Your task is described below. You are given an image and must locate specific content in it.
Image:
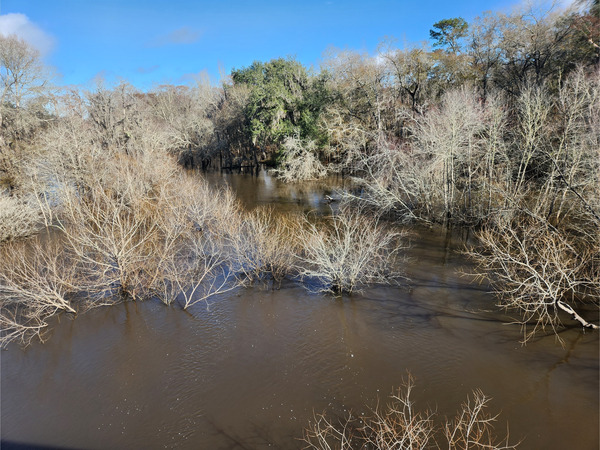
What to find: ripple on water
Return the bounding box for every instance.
[1,172,598,449]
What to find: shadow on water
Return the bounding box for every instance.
[0,442,74,450]
[207,419,285,449]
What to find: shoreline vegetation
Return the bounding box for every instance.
[1,0,598,348]
[1,2,597,447]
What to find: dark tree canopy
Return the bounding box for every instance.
[231,58,328,153]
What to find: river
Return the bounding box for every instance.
[1,170,598,449]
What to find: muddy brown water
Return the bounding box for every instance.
[2,170,598,449]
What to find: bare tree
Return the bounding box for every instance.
[471,215,599,343]
[320,47,394,159]
[413,86,486,222]
[147,81,219,168]
[468,12,504,100]
[382,44,436,115]
[0,35,53,193]
[544,66,600,226]
[0,34,49,148]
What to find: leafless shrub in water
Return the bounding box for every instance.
[0,306,48,347]
[53,182,162,300]
[469,214,599,343]
[50,158,243,305]
[445,388,516,450]
[303,375,519,450]
[0,151,246,345]
[0,237,79,315]
[361,375,437,449]
[0,237,93,347]
[151,232,238,310]
[228,206,302,285]
[273,136,328,183]
[149,180,242,309]
[295,206,405,294]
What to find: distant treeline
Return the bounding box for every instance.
[1,1,598,179]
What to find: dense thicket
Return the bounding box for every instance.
[0,1,598,345]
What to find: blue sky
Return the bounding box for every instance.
[0,0,549,89]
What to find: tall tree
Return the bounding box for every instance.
[231,57,326,163]
[430,18,469,54]
[468,12,503,100]
[0,35,49,149]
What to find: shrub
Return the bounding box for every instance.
[0,195,42,242]
[295,206,405,294]
[303,374,519,450]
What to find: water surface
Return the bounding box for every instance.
[2,170,598,449]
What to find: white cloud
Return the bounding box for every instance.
[0,13,55,56]
[137,65,160,74]
[148,26,203,47]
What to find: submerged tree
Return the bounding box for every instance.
[303,374,519,449]
[295,206,405,294]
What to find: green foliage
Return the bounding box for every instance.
[430,17,468,53]
[231,58,329,154]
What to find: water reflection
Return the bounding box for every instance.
[204,168,348,214]
[1,171,598,450]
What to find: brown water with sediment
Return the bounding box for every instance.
[2,170,598,449]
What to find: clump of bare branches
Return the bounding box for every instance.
[0,237,80,316]
[273,136,327,182]
[348,87,512,226]
[444,388,516,450]
[228,206,302,285]
[469,213,599,343]
[0,148,246,346]
[49,156,243,303]
[303,374,519,450]
[295,206,405,294]
[0,236,97,346]
[466,68,600,342]
[361,376,437,449]
[148,176,242,309]
[0,194,43,242]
